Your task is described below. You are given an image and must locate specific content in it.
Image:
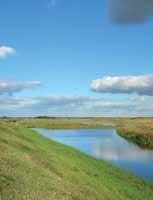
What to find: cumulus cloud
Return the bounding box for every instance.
[0,94,142,117]
[108,0,153,24]
[0,81,41,95]
[0,95,95,108]
[0,93,153,117]
[30,96,134,112]
[0,46,16,59]
[91,75,153,96]
[0,79,153,117]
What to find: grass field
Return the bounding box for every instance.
[0,117,111,129]
[1,121,153,200]
[2,117,153,148]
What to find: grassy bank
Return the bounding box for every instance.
[1,122,153,200]
[117,126,153,149]
[2,117,153,149]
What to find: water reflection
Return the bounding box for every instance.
[34,128,153,182]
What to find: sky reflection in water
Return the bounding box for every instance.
[34,128,153,182]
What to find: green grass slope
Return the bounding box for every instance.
[0,122,153,200]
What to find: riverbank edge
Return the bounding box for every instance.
[117,127,153,149]
[29,123,153,149]
[4,117,153,149]
[1,121,153,200]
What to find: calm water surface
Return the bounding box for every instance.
[34,128,153,182]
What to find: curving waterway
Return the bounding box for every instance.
[34,128,153,182]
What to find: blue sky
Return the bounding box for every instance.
[1,0,153,117]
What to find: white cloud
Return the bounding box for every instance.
[0,78,153,117]
[0,94,148,117]
[91,75,153,96]
[0,46,16,59]
[0,81,41,95]
[108,0,153,24]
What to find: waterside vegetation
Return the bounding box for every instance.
[1,121,153,200]
[1,117,153,148]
